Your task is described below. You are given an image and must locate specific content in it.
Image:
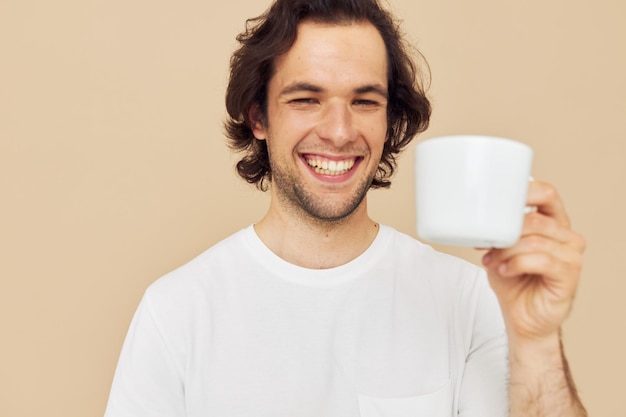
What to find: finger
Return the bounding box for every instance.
[496,252,583,290]
[484,237,566,271]
[482,230,585,272]
[523,212,567,243]
[526,181,570,228]
[522,212,586,251]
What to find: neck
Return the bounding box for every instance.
[254,198,379,269]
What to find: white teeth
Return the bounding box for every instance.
[305,157,356,176]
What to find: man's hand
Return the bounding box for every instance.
[481,180,587,416]
[482,180,585,341]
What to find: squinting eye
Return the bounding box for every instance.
[354,99,380,107]
[290,98,317,104]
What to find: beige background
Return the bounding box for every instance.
[1,0,624,415]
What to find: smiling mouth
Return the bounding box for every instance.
[303,155,358,176]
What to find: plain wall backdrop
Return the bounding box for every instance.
[1,0,624,415]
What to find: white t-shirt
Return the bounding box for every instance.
[105,225,508,417]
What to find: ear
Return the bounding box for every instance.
[248,103,267,140]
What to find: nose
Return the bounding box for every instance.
[316,101,357,147]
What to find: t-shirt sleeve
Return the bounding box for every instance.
[457,271,510,416]
[104,293,185,417]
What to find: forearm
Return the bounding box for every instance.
[508,331,587,417]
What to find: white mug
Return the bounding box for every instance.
[414,135,533,248]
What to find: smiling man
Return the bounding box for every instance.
[104,1,587,416]
[250,21,389,269]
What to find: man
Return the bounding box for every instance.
[105,0,587,415]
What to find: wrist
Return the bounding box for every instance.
[506,328,567,386]
[507,328,561,355]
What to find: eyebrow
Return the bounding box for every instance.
[279,82,323,96]
[355,84,388,99]
[279,82,388,99]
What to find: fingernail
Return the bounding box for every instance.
[498,262,508,275]
[482,253,491,266]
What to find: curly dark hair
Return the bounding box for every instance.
[224,0,431,191]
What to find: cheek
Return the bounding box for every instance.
[368,119,388,147]
[277,112,317,141]
[265,117,312,154]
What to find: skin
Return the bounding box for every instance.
[483,181,587,416]
[252,20,587,415]
[251,21,388,269]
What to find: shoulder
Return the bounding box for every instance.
[143,226,253,308]
[380,225,495,316]
[382,225,485,283]
[381,225,505,353]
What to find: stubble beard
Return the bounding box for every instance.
[270,155,376,226]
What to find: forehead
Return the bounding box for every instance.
[270,21,389,92]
